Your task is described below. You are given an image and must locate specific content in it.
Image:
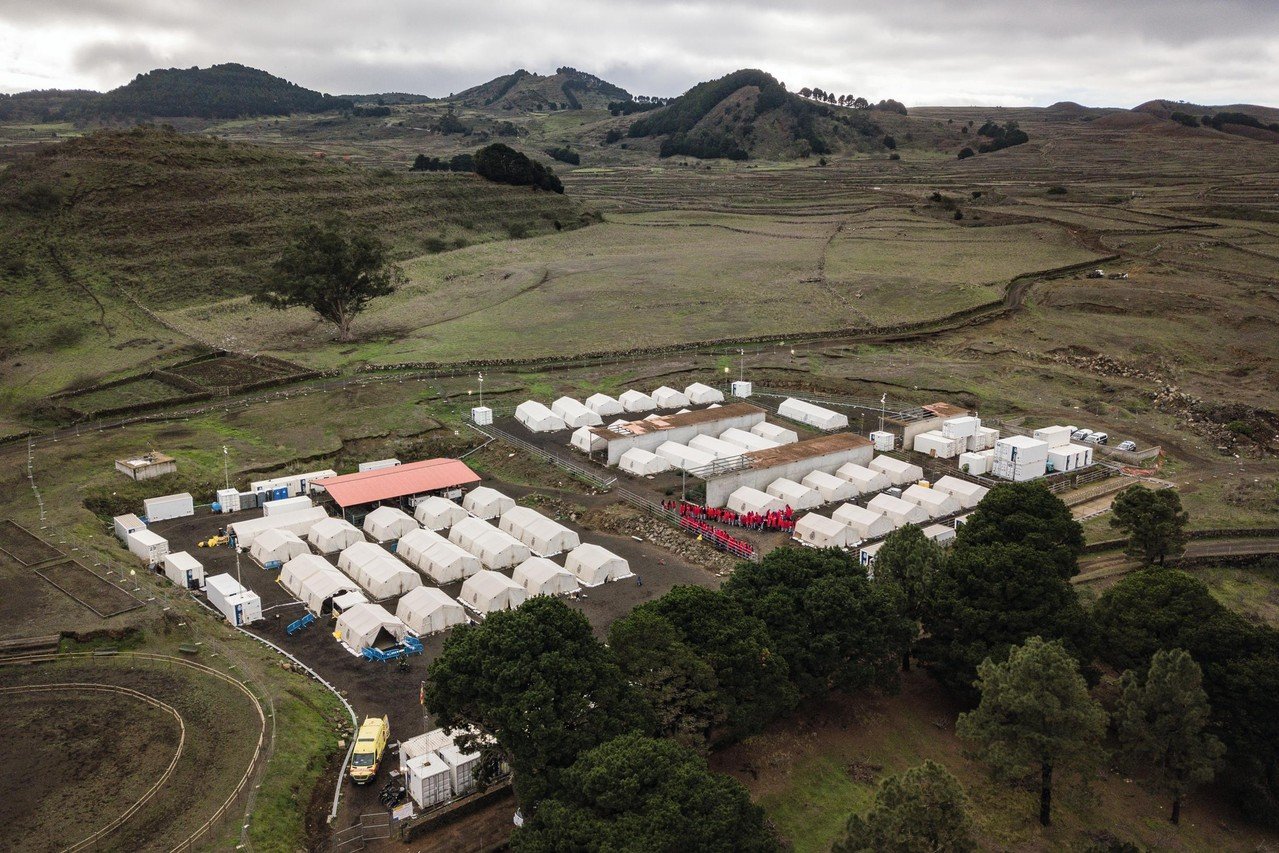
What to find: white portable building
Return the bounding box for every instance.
[870,430,896,452]
[280,554,359,615]
[335,603,410,655]
[397,528,482,584]
[688,434,746,461]
[460,570,527,614]
[358,458,401,472]
[867,493,931,526]
[551,397,602,428]
[777,398,849,430]
[515,400,567,433]
[263,495,312,517]
[913,430,965,459]
[397,587,468,636]
[162,551,204,590]
[571,426,606,454]
[727,486,785,516]
[1033,425,1074,448]
[932,476,990,509]
[438,743,483,797]
[684,382,725,405]
[406,752,453,809]
[143,492,194,523]
[718,427,778,452]
[564,544,633,586]
[651,386,690,409]
[413,496,467,531]
[618,447,670,476]
[463,487,515,520]
[1048,444,1094,472]
[970,426,1000,451]
[802,470,858,503]
[835,463,892,495]
[251,528,309,566]
[499,506,580,556]
[229,506,328,548]
[308,517,363,554]
[584,393,624,417]
[127,529,168,566]
[618,389,657,413]
[205,574,261,626]
[832,504,895,540]
[250,469,336,499]
[941,417,981,439]
[923,523,958,545]
[513,557,581,598]
[901,484,962,518]
[869,455,925,486]
[859,541,885,569]
[113,513,146,543]
[450,517,531,569]
[362,506,418,543]
[992,458,1048,482]
[767,478,822,510]
[994,435,1050,464]
[751,422,799,444]
[654,442,715,472]
[958,451,991,476]
[337,542,421,599]
[793,513,850,548]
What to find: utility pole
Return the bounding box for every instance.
[738,348,745,383]
[223,445,231,491]
[879,394,887,433]
[477,372,484,409]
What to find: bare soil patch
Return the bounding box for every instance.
[35,559,144,618]
[0,519,63,566]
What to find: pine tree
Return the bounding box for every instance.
[834,760,976,852]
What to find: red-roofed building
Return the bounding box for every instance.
[312,459,480,522]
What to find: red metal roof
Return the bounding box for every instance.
[313,459,480,508]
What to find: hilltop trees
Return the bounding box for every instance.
[834,761,976,853]
[954,482,1084,579]
[1109,485,1189,564]
[256,219,404,341]
[473,143,564,193]
[872,525,945,670]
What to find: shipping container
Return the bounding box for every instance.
[143,492,194,522]
[127,528,168,566]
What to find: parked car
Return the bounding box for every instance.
[1117,440,1137,452]
[1071,428,1093,441]
[1086,432,1109,445]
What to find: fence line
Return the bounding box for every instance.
[616,488,759,562]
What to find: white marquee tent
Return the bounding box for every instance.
[250,528,309,566]
[832,504,895,541]
[462,487,515,520]
[397,528,482,584]
[413,496,467,531]
[230,506,328,548]
[308,517,364,554]
[684,382,725,405]
[337,542,421,599]
[564,544,633,586]
[513,557,581,597]
[869,455,925,486]
[552,396,603,428]
[767,478,822,510]
[901,484,961,519]
[362,506,418,543]
[515,400,567,433]
[571,426,605,454]
[777,397,849,430]
[280,554,360,615]
[584,393,624,417]
[618,447,670,476]
[727,486,785,516]
[396,587,468,636]
[802,470,858,503]
[651,386,690,409]
[460,570,527,614]
[449,517,531,569]
[867,493,930,526]
[751,422,799,445]
[931,476,990,509]
[794,513,850,548]
[718,427,779,452]
[499,506,581,556]
[835,463,891,495]
[619,389,657,413]
[655,442,715,472]
[335,602,410,654]
[688,434,746,461]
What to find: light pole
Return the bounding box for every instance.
[222,445,230,491]
[879,394,887,433]
[738,348,745,383]
[477,372,484,409]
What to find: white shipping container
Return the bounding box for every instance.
[913,431,964,459]
[127,529,168,566]
[113,513,146,542]
[994,436,1049,465]
[206,574,262,625]
[941,416,980,439]
[163,551,205,589]
[143,492,194,522]
[358,458,402,472]
[215,488,240,514]
[250,469,337,499]
[958,452,989,476]
[992,457,1047,482]
[263,495,313,517]
[1033,425,1074,449]
[968,427,999,452]
[407,752,454,808]
[438,744,482,796]
[869,430,895,451]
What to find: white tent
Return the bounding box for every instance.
[460,570,527,614]
[450,517,531,569]
[777,397,849,430]
[688,434,746,461]
[727,486,785,515]
[655,442,715,472]
[867,493,931,526]
[308,518,364,554]
[230,506,328,548]
[396,587,468,636]
[280,554,360,615]
[802,470,858,503]
[515,400,567,433]
[901,485,962,519]
[499,506,581,556]
[794,513,850,548]
[337,542,421,599]
[751,422,799,445]
[932,476,990,509]
[767,478,822,510]
[397,528,482,584]
[651,386,690,409]
[869,455,925,486]
[832,504,895,540]
[584,393,624,417]
[608,418,630,430]
[413,496,467,531]
[571,426,605,454]
[618,447,670,476]
[335,602,410,654]
[835,463,891,495]
[463,487,515,520]
[564,544,633,586]
[362,506,418,543]
[619,389,657,413]
[513,557,581,597]
[684,382,725,405]
[162,551,205,590]
[718,427,779,452]
[552,396,603,428]
[923,523,958,545]
[250,528,308,566]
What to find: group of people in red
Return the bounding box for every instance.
[676,515,755,557]
[663,499,797,533]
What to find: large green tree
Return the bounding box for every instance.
[1115,648,1224,824]
[512,733,778,853]
[955,481,1084,578]
[722,547,912,698]
[834,760,976,853]
[957,636,1107,826]
[256,219,405,341]
[424,597,651,808]
[872,525,945,670]
[1109,485,1189,565]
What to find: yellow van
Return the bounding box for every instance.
[349,716,390,785]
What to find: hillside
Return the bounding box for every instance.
[622,69,891,160]
[1129,99,1279,140]
[453,67,631,112]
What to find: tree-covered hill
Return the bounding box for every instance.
[453,67,631,112]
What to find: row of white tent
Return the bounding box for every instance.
[608,420,800,475]
[792,476,990,549]
[517,383,727,433]
[725,455,928,516]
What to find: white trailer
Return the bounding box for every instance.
[162,551,205,590]
[205,573,262,626]
[127,529,168,567]
[263,495,312,517]
[113,514,146,543]
[143,492,194,522]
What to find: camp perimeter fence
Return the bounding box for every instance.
[324,812,392,853]
[467,423,618,491]
[749,387,933,423]
[616,487,759,562]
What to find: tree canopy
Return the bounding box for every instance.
[834,760,977,853]
[512,733,778,853]
[1109,485,1189,564]
[872,525,945,670]
[954,481,1084,578]
[473,143,564,193]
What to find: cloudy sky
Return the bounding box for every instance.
[2,0,1276,106]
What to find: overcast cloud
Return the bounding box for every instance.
[1,0,1276,106]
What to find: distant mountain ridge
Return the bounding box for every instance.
[452,67,630,111]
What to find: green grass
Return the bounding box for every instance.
[757,754,873,852]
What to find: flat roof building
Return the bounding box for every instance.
[115,452,177,481]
